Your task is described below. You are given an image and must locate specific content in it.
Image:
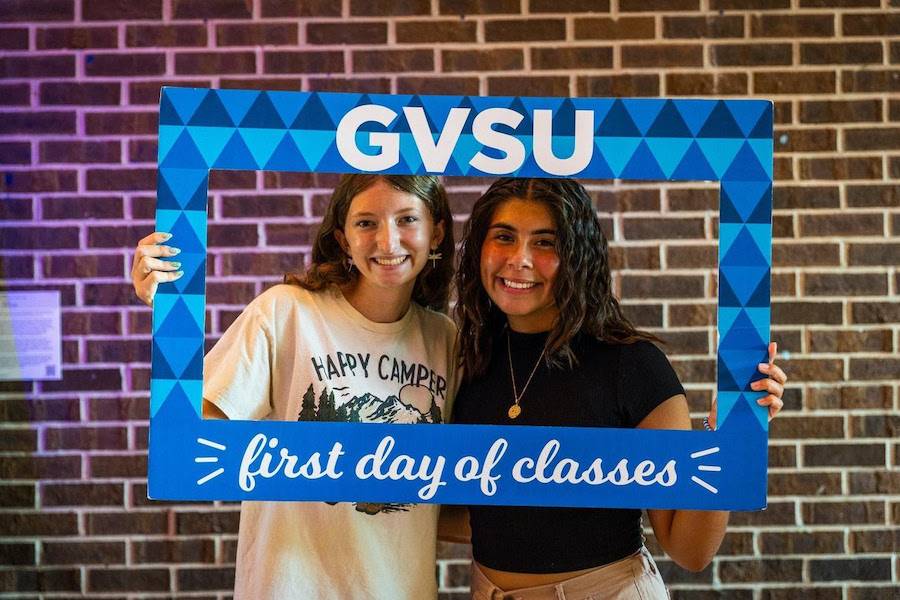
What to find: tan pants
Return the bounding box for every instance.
[470,547,669,600]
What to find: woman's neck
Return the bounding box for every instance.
[341,280,413,323]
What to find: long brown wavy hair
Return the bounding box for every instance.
[455,177,659,379]
[284,174,455,312]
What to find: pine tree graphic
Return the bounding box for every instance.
[298,384,317,422]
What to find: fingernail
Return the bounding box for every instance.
[170,247,181,255]
[161,233,172,240]
[171,262,181,269]
[174,271,184,278]
[758,363,769,370]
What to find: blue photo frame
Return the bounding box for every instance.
[150,89,772,510]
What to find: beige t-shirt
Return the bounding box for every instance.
[204,284,458,600]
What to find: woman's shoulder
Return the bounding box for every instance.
[412,303,458,336]
[249,283,319,315]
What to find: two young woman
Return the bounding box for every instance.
[133,175,785,599]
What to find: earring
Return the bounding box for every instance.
[346,256,354,271]
[427,250,442,269]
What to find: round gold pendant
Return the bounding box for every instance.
[508,404,521,419]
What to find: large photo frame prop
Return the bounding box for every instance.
[150,88,772,510]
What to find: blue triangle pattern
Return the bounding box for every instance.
[646,100,693,138]
[240,92,287,129]
[597,99,641,137]
[159,93,183,126]
[291,93,336,130]
[265,132,310,172]
[698,100,744,138]
[620,140,665,180]
[721,227,768,267]
[188,90,235,127]
[671,141,718,181]
[723,142,770,182]
[214,130,257,169]
[160,130,208,170]
[216,89,259,127]
[622,99,666,136]
[241,128,284,168]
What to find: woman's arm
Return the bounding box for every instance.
[202,399,229,420]
[643,342,787,572]
[438,505,471,544]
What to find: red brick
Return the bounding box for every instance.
[0,512,78,536]
[664,15,743,38]
[720,559,803,583]
[443,49,523,72]
[3,568,82,592]
[800,99,882,124]
[83,283,146,306]
[0,55,75,78]
[40,140,121,164]
[851,414,899,438]
[396,20,477,43]
[0,455,82,480]
[82,0,162,20]
[530,0,609,10]
[216,22,297,46]
[44,426,127,450]
[85,111,158,135]
[0,541,36,564]
[62,311,121,336]
[87,339,150,363]
[772,301,843,325]
[802,42,882,65]
[755,71,836,94]
[42,196,124,220]
[849,357,900,380]
[768,471,843,495]
[532,47,613,70]
[804,445,886,468]
[132,539,215,564]
[172,0,250,18]
[175,51,255,75]
[775,128,837,153]
[594,188,660,212]
[85,53,165,77]
[0,83,30,105]
[261,0,341,16]
[438,0,519,14]
[126,24,208,47]
[0,0,73,21]
[622,44,703,68]
[621,275,705,299]
[264,51,344,74]
[800,157,882,181]
[177,567,236,591]
[308,21,387,45]
[851,529,900,553]
[0,428,38,452]
[576,17,655,40]
[354,49,433,73]
[42,483,124,507]
[0,197,32,219]
[624,217,705,240]
[843,13,900,36]
[88,568,170,592]
[844,128,900,151]
[665,244,715,268]
[86,168,156,191]
[42,541,125,565]
[801,0,879,5]
[43,255,123,279]
[751,14,834,37]
[0,256,34,278]
[729,501,796,526]
[712,44,792,67]
[804,273,888,297]
[712,0,790,6]
[0,141,30,165]
[37,26,117,49]
[485,19,566,42]
[0,28,30,49]
[578,74,659,96]
[665,72,747,95]
[620,0,699,10]
[40,82,121,106]
[128,138,157,163]
[841,69,900,93]
[89,397,149,422]
[0,226,79,250]
[42,368,123,392]
[848,242,900,266]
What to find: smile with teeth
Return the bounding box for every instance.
[373,256,408,266]
[502,278,537,289]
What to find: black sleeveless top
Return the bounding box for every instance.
[452,330,684,573]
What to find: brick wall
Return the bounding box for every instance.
[1,0,898,598]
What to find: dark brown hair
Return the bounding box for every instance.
[285,174,454,312]
[454,177,658,379]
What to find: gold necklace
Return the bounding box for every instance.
[506,331,545,419]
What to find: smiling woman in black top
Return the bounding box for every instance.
[450,178,787,599]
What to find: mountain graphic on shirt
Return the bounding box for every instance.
[298,384,443,424]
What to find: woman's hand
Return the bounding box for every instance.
[708,341,787,429]
[131,232,183,307]
[752,341,787,421]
